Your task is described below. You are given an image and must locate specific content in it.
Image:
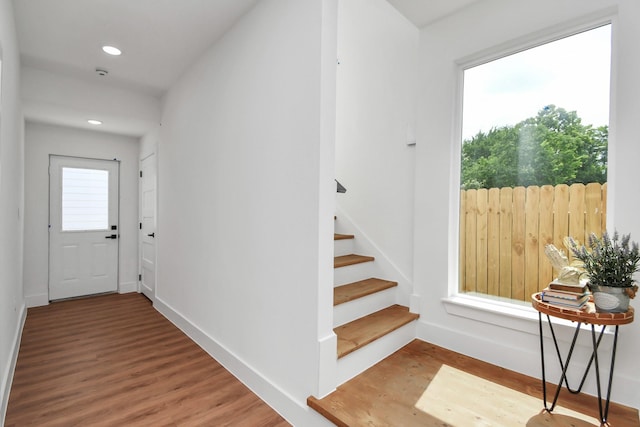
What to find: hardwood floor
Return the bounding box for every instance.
[5,293,289,427]
[9,293,639,427]
[308,339,640,427]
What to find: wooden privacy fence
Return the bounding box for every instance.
[459,183,607,302]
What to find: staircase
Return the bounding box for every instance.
[331,228,419,386]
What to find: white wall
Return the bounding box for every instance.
[156,0,335,425]
[23,122,140,306]
[414,0,640,409]
[139,128,157,160]
[335,0,418,293]
[0,0,24,421]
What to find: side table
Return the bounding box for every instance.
[531,292,634,426]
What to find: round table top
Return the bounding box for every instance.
[531,292,635,325]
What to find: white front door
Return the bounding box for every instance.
[139,152,156,300]
[49,156,120,300]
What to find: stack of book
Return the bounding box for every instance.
[541,281,590,308]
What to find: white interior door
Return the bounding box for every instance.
[49,156,120,300]
[139,152,156,300]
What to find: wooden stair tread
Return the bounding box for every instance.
[334,254,374,268]
[335,305,418,358]
[334,233,354,240]
[334,278,397,306]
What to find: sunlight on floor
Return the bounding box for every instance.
[415,364,600,427]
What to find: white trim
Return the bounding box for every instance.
[48,155,121,300]
[140,283,154,302]
[25,293,49,308]
[416,318,541,378]
[316,332,337,399]
[118,281,138,294]
[604,12,619,229]
[456,10,617,70]
[153,297,333,427]
[443,294,539,332]
[446,12,619,330]
[335,206,413,308]
[138,150,157,303]
[442,294,614,350]
[1,302,26,424]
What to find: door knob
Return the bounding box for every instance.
[147,232,155,238]
[105,234,117,239]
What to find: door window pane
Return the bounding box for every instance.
[62,167,109,231]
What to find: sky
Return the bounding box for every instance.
[462,24,611,141]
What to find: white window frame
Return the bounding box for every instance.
[443,14,618,340]
[61,167,110,232]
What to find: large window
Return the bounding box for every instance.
[459,24,611,303]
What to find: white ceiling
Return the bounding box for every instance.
[14,0,261,97]
[13,0,479,136]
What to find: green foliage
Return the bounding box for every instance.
[461,105,608,189]
[569,231,640,288]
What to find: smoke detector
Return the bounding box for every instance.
[96,68,108,76]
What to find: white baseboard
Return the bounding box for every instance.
[153,297,334,427]
[140,284,154,303]
[118,281,138,294]
[25,293,48,308]
[1,302,27,425]
[26,285,138,306]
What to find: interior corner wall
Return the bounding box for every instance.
[0,0,25,421]
[414,0,640,409]
[335,0,418,282]
[156,0,334,424]
[23,122,140,306]
[139,129,158,160]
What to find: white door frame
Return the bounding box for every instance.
[139,151,157,301]
[48,155,120,300]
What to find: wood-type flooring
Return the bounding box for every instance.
[5,293,289,427]
[309,339,640,427]
[8,293,640,427]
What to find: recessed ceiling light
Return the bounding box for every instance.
[102,45,122,56]
[88,119,103,125]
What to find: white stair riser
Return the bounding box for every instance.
[336,320,417,386]
[334,238,355,257]
[333,288,396,327]
[333,221,351,237]
[334,262,376,287]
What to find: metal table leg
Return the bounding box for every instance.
[591,324,619,425]
[538,311,613,424]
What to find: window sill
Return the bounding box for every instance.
[442,294,614,347]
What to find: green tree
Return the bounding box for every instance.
[461,105,608,189]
